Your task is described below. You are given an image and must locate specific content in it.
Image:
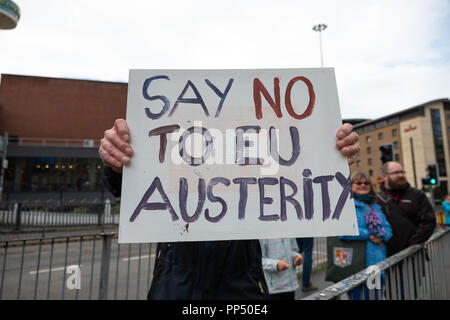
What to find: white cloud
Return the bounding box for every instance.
[1,0,448,119]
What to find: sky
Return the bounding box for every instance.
[1,0,449,120]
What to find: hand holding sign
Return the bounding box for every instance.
[336,123,359,165]
[99,119,133,173]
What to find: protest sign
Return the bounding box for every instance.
[119,68,358,243]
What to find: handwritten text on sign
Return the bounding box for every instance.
[119,69,358,243]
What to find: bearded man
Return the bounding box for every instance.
[376,161,436,256]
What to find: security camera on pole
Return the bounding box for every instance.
[0,0,20,30]
[1,0,20,200]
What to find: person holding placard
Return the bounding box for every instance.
[99,119,359,300]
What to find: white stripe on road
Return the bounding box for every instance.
[29,265,83,275]
[122,254,155,262]
[30,254,156,274]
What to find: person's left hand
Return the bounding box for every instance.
[336,123,360,165]
[294,254,303,266]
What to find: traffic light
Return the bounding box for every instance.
[426,163,439,186]
[379,143,394,165]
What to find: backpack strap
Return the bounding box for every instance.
[376,189,393,205]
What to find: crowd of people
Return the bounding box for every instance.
[261,161,437,300]
[99,118,439,300]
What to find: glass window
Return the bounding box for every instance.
[431,109,447,176]
[392,129,397,137]
[378,132,383,140]
[366,136,371,143]
[4,157,104,193]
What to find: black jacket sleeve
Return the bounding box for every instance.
[408,191,436,246]
[103,166,123,197]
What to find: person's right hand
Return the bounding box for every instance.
[99,119,134,173]
[369,235,383,246]
[276,260,290,271]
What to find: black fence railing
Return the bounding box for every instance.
[1,201,448,300]
[303,228,450,300]
[0,233,154,300]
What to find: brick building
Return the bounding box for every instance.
[351,98,450,197]
[0,74,127,200]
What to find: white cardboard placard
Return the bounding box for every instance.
[119,68,358,243]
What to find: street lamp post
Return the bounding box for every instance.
[312,23,327,68]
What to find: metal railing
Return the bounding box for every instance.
[303,228,450,300]
[0,200,119,231]
[10,137,100,148]
[0,232,154,300]
[0,233,328,300]
[2,228,447,300]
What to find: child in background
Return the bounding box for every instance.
[260,238,303,300]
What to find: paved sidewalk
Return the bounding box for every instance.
[295,269,335,300]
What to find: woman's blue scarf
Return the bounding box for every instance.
[354,193,386,237]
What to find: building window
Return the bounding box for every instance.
[393,141,398,149]
[369,169,373,177]
[395,153,400,161]
[378,132,383,140]
[4,157,104,193]
[366,136,371,143]
[367,147,371,154]
[431,109,447,176]
[356,160,361,167]
[392,129,397,137]
[368,158,372,166]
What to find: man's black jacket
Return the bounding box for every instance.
[103,166,269,300]
[376,183,436,256]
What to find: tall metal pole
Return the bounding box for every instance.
[319,31,324,67]
[313,24,327,68]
